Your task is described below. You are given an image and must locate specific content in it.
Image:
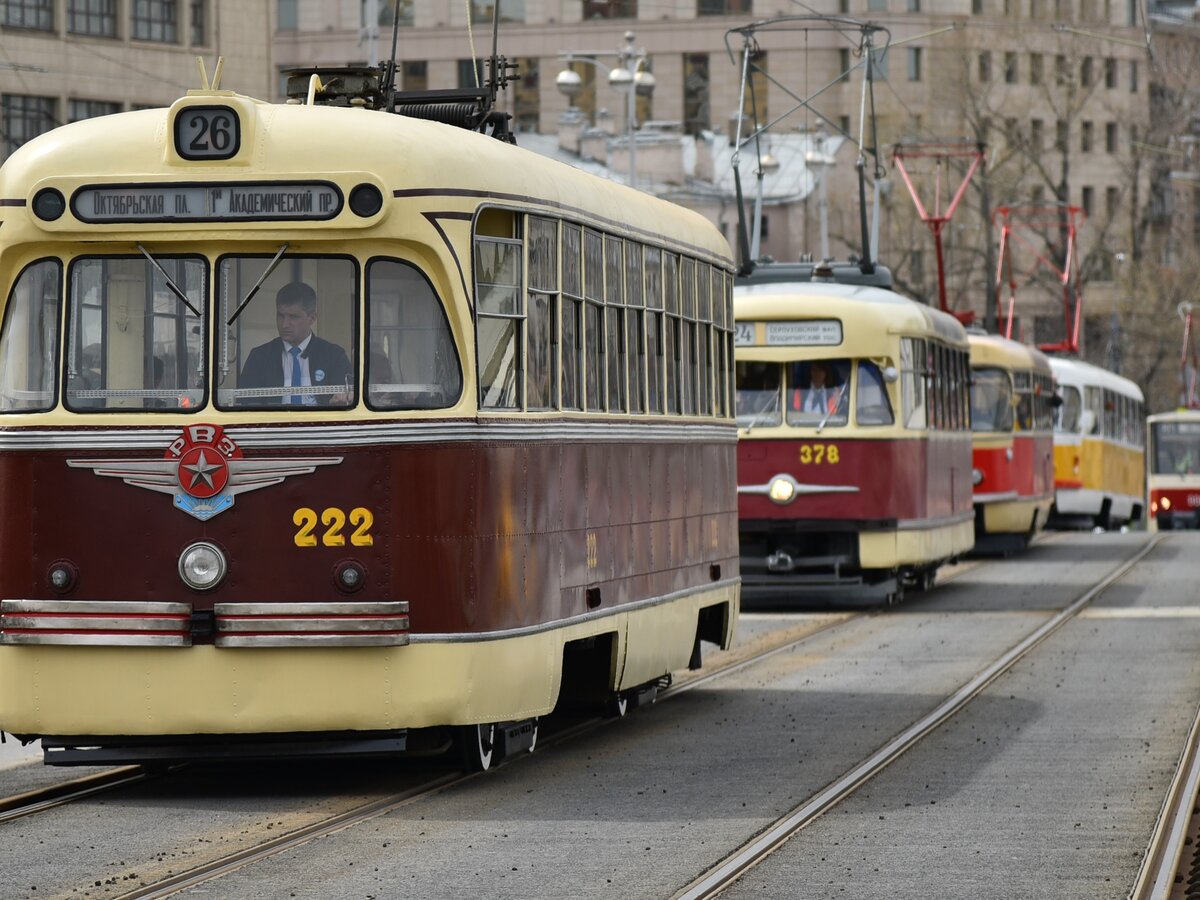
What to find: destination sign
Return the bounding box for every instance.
[71,182,343,223]
[765,320,843,347]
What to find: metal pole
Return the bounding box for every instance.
[629,84,637,188]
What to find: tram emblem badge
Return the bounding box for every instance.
[67,424,343,521]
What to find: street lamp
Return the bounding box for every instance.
[557,31,655,188]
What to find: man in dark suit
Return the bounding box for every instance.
[239,282,352,406]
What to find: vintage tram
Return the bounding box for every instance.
[0,69,740,768]
[1147,409,1200,531]
[966,331,1056,551]
[734,262,974,604]
[1048,356,1145,529]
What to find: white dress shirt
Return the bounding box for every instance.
[281,334,316,405]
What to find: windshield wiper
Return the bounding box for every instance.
[226,243,289,326]
[137,244,199,317]
[743,389,781,434]
[816,383,849,434]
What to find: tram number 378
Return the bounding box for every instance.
[798,444,840,465]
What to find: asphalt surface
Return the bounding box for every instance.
[0,531,1189,900]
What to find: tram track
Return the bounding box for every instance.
[0,765,154,825]
[673,533,1163,899]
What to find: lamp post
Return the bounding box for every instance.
[556,31,655,188]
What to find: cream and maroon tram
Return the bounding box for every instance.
[966,332,1056,551]
[734,263,974,603]
[0,69,739,769]
[1147,409,1200,531]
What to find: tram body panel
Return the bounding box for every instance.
[1147,411,1200,531]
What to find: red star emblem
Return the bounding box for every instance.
[176,446,230,499]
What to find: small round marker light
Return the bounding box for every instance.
[178,541,227,591]
[972,468,984,486]
[32,188,65,222]
[349,183,383,217]
[335,560,366,593]
[768,476,797,505]
[48,562,76,593]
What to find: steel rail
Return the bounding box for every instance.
[0,765,151,825]
[673,533,1163,900]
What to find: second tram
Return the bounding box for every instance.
[1049,357,1145,529]
[967,331,1056,551]
[1147,409,1200,531]
[734,263,974,603]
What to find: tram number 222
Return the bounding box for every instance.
[293,507,374,547]
[798,444,840,465]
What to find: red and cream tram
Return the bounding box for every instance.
[967,332,1056,551]
[1147,409,1200,531]
[0,68,739,768]
[734,263,974,603]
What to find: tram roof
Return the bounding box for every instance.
[1048,355,1144,401]
[1147,409,1200,423]
[734,278,968,350]
[0,92,732,263]
[967,331,1053,376]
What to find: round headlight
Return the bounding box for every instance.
[178,541,227,591]
[768,476,797,505]
[349,183,383,217]
[972,468,984,486]
[33,188,65,221]
[1162,497,1172,510]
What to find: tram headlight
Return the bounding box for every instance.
[1162,497,1172,511]
[178,541,227,591]
[32,188,65,221]
[768,476,797,505]
[972,468,984,486]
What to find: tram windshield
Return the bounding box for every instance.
[1152,422,1200,475]
[855,360,894,426]
[785,359,850,427]
[63,255,206,412]
[970,367,1014,432]
[218,255,357,410]
[735,361,782,428]
[0,260,60,412]
[1055,385,1081,433]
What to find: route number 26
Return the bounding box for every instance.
[293,507,374,547]
[798,444,840,465]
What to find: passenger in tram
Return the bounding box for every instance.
[239,282,352,406]
[789,360,850,416]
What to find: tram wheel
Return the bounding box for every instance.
[461,722,498,773]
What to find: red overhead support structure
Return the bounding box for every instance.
[891,140,986,325]
[992,203,1085,354]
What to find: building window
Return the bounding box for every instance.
[471,0,525,22]
[190,0,205,44]
[1055,119,1067,152]
[742,50,767,123]
[907,0,920,9]
[972,0,982,10]
[69,0,116,35]
[1105,56,1116,88]
[1129,60,1138,92]
[2,0,52,29]
[458,58,484,89]
[1105,121,1117,153]
[1081,185,1094,216]
[1081,120,1093,152]
[68,99,119,122]
[277,0,296,29]
[1004,51,1017,84]
[978,51,991,83]
[583,0,636,18]
[1030,53,1043,85]
[132,0,178,42]
[839,48,851,77]
[512,57,539,133]
[698,0,750,13]
[1081,56,1093,87]
[364,0,414,27]
[2,95,56,157]
[1055,54,1068,85]
[1030,118,1043,151]
[868,0,886,9]
[907,47,922,82]
[402,61,427,91]
[1029,0,1041,16]
[681,53,705,135]
[839,0,848,10]
[1106,186,1119,218]
[838,114,851,136]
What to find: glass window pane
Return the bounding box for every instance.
[644,247,662,309]
[646,311,663,413]
[607,305,625,412]
[585,300,603,411]
[970,366,1014,432]
[218,256,356,409]
[626,307,643,414]
[366,259,462,410]
[527,291,554,409]
[735,360,781,427]
[856,360,894,425]
[478,316,520,408]
[529,217,557,292]
[785,359,850,427]
[66,256,206,412]
[0,260,60,412]
[562,298,581,409]
[475,238,521,315]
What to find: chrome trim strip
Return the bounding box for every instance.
[0,420,736,451]
[738,481,860,496]
[2,616,189,631]
[215,633,409,648]
[214,601,409,616]
[216,616,409,633]
[1,599,191,615]
[409,577,740,644]
[893,511,976,531]
[0,633,190,647]
[973,490,1020,503]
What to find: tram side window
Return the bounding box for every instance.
[66,256,206,413]
[625,240,645,414]
[900,338,927,429]
[366,260,462,410]
[476,220,524,409]
[664,252,681,415]
[645,246,664,414]
[735,361,781,428]
[856,360,894,425]
[970,367,1014,432]
[1152,422,1200,475]
[583,229,605,412]
[217,255,356,410]
[1013,370,1033,430]
[526,215,558,410]
[1056,385,1081,432]
[697,263,712,417]
[680,258,696,416]
[561,223,583,410]
[0,260,59,412]
[786,359,850,427]
[1033,374,1055,431]
[1085,385,1103,434]
[604,234,626,413]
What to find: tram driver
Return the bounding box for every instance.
[239,282,352,406]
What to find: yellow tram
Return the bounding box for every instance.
[0,68,739,768]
